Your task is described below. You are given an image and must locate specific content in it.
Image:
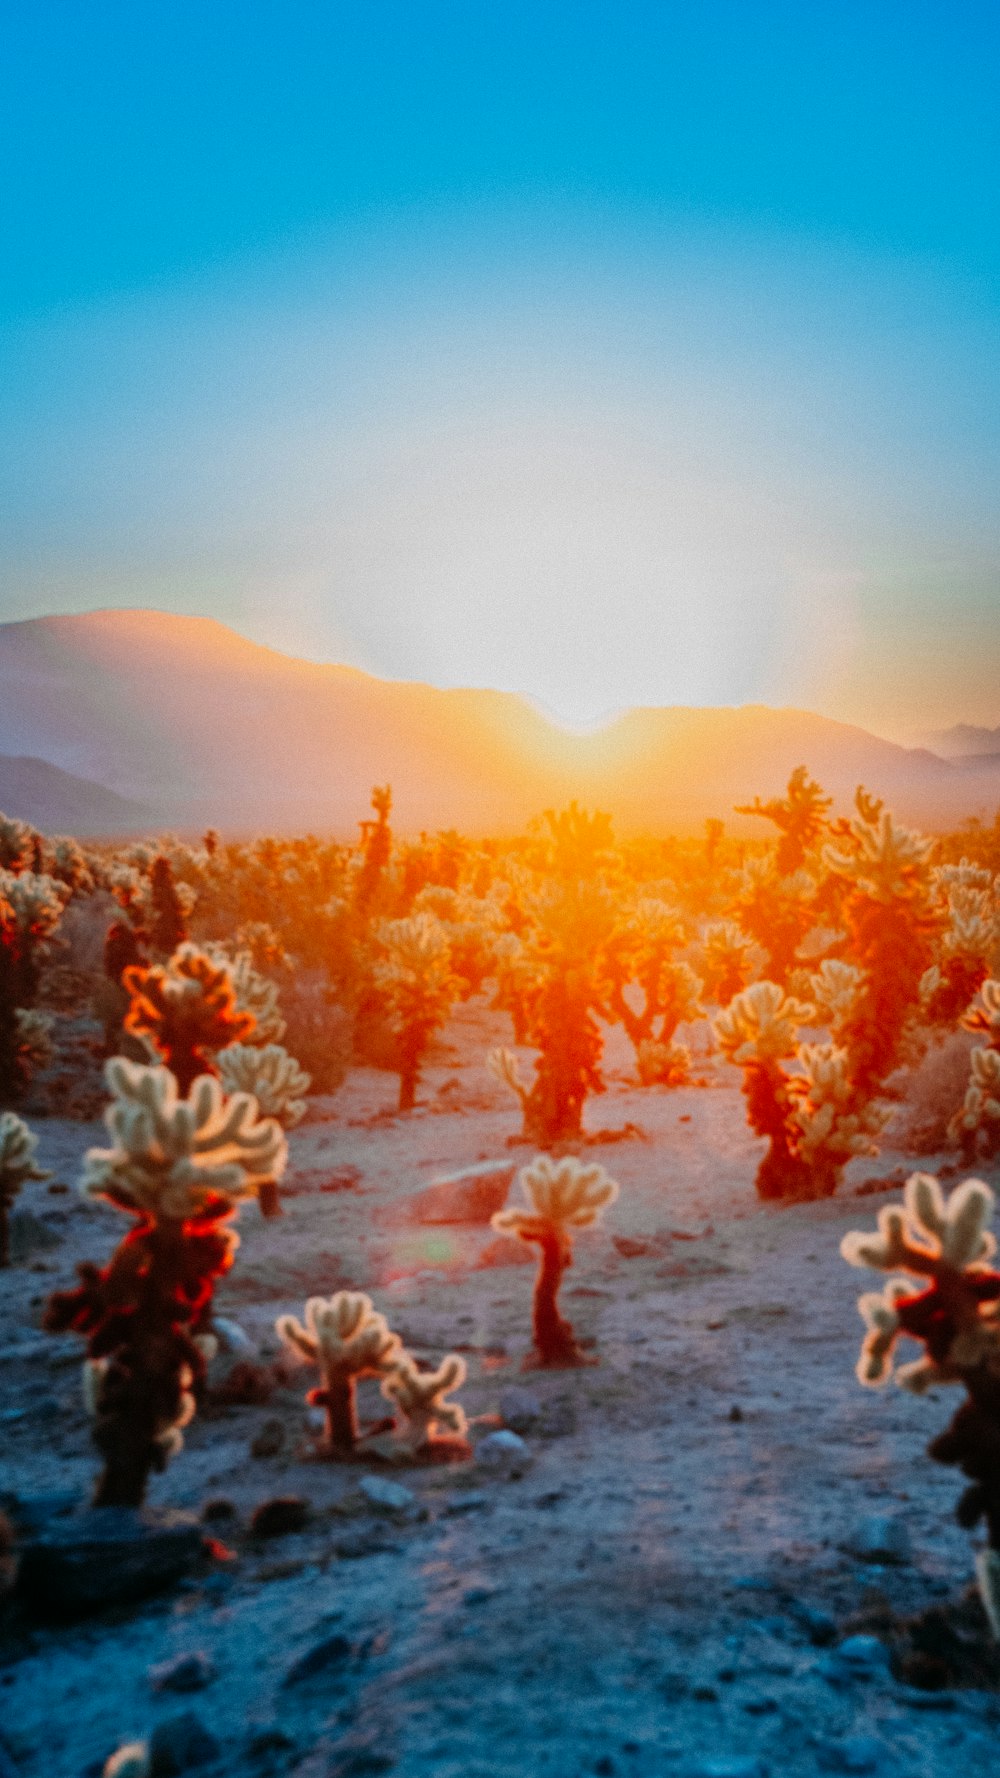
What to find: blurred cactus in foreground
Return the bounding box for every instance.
[843,1173,1000,1635]
[44,1059,284,1505]
[0,1110,48,1266]
[492,1154,619,1366]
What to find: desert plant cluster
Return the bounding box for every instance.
[8,771,1000,1642]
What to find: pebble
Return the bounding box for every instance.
[498,1386,542,1433]
[846,1514,912,1566]
[282,1632,353,1687]
[249,1418,286,1459]
[820,1634,890,1686]
[249,1496,309,1538]
[148,1712,220,1776]
[17,1508,203,1618]
[357,1475,418,1516]
[148,1652,217,1694]
[475,1429,531,1475]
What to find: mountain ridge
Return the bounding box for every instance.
[2,608,997,835]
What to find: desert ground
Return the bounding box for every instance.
[3,999,999,1778]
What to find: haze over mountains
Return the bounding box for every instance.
[2,609,998,836]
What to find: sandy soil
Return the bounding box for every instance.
[3,998,1000,1778]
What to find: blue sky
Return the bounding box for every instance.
[2,2,998,735]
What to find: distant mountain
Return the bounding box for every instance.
[0,754,149,835]
[927,724,1000,761]
[2,609,998,835]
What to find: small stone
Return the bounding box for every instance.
[443,1491,490,1515]
[387,1160,517,1227]
[789,1601,837,1646]
[742,1695,778,1714]
[148,1652,217,1694]
[475,1429,531,1476]
[462,1582,498,1606]
[148,1712,220,1776]
[357,1475,418,1516]
[282,1633,353,1687]
[691,1684,718,1702]
[498,1386,542,1433]
[211,1316,256,1358]
[820,1634,890,1686]
[846,1515,912,1566]
[250,1419,286,1459]
[245,1727,295,1758]
[594,1760,615,1777]
[728,1405,744,1422]
[249,1496,309,1539]
[200,1500,236,1524]
[17,1508,203,1619]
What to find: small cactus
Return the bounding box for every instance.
[276,1291,402,1456]
[492,1155,619,1366]
[380,1353,469,1457]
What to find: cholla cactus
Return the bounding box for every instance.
[714,981,815,1065]
[807,960,863,1035]
[736,853,820,985]
[951,1045,1000,1161]
[371,912,460,1111]
[380,1353,469,1457]
[492,1155,619,1366]
[824,795,940,1092]
[792,1044,891,1191]
[123,943,256,1092]
[736,766,832,875]
[0,868,68,1101]
[217,1042,311,1215]
[45,1060,284,1506]
[45,834,93,894]
[15,1008,54,1073]
[81,1058,286,1218]
[842,1174,1000,1630]
[963,977,1000,1048]
[698,920,757,1007]
[205,943,287,1045]
[276,1291,402,1456]
[0,1111,49,1266]
[636,1037,692,1087]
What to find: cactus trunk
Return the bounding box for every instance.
[531,1229,585,1366]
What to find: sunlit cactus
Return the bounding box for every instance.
[205,942,287,1045]
[372,911,460,1110]
[0,1110,49,1267]
[216,1042,311,1215]
[714,980,814,1065]
[45,1059,284,1505]
[636,1036,693,1087]
[698,919,757,1007]
[950,1045,1000,1161]
[380,1352,470,1457]
[0,867,68,1102]
[842,1173,1000,1632]
[276,1291,403,1456]
[737,764,832,874]
[824,790,941,1093]
[806,959,863,1035]
[791,1043,890,1192]
[735,855,819,984]
[492,1154,619,1367]
[123,942,256,1092]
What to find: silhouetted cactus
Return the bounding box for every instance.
[492,1155,619,1366]
[45,1059,285,1505]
